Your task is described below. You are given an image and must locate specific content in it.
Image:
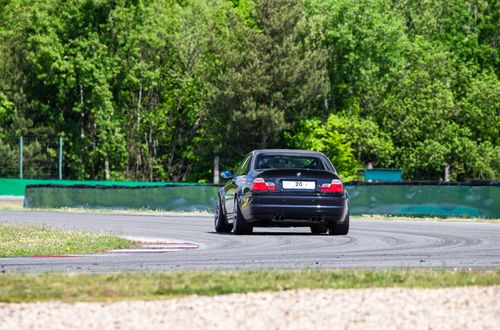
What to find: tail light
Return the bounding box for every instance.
[251,178,276,191]
[320,179,343,193]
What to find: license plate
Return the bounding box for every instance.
[282,181,315,190]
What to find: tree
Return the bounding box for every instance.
[318,0,408,114]
[458,69,500,144]
[379,38,499,180]
[394,0,499,72]
[0,0,497,181]
[210,0,329,164]
[287,113,395,180]
[287,116,358,180]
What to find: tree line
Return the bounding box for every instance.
[0,0,498,181]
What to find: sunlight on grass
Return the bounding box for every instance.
[0,223,135,257]
[0,269,498,303]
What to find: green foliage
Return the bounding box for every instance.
[0,0,498,181]
[375,37,499,180]
[0,142,17,177]
[0,92,13,139]
[287,116,358,180]
[340,113,395,167]
[321,0,408,114]
[287,114,395,180]
[459,70,500,143]
[211,0,329,161]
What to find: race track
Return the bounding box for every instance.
[0,211,499,272]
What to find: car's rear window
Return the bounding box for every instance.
[254,154,327,170]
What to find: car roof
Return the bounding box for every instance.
[253,149,326,157]
[251,149,336,172]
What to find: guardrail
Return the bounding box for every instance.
[24,184,218,212]
[0,178,209,196]
[345,182,499,218]
[22,182,499,218]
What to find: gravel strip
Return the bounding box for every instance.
[1,286,498,330]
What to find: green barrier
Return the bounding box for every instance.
[0,178,208,196]
[23,182,499,218]
[24,185,219,211]
[346,184,499,218]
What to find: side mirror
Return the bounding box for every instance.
[220,170,233,179]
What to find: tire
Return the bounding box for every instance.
[310,225,328,234]
[233,199,253,235]
[214,198,232,233]
[328,214,350,236]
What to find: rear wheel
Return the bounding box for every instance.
[328,214,350,235]
[310,224,328,234]
[233,200,253,235]
[214,198,232,233]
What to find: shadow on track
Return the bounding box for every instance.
[207,231,324,236]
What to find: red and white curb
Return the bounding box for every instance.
[29,237,200,258]
[105,236,200,254]
[108,241,199,253]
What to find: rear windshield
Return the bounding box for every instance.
[254,154,327,170]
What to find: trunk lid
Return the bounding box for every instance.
[255,169,341,194]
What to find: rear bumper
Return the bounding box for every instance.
[240,194,349,227]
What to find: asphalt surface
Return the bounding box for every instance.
[0,211,499,272]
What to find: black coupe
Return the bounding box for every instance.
[214,149,350,235]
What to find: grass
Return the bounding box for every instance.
[1,204,497,222]
[0,269,498,303]
[0,201,213,216]
[0,200,23,210]
[357,214,500,223]
[1,198,497,221]
[0,222,137,257]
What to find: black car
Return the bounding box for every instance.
[214,149,349,235]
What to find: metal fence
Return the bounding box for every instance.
[0,136,63,179]
[22,182,500,218]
